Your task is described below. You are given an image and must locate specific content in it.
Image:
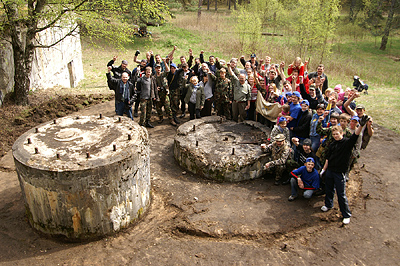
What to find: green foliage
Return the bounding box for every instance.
[233,4,263,54]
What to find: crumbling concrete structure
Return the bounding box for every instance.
[0,25,84,107]
[13,115,150,240]
[174,116,271,182]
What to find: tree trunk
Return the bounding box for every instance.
[207,0,210,10]
[349,0,357,22]
[215,0,218,11]
[198,0,203,20]
[380,0,396,50]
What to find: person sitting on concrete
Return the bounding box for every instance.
[270,117,290,142]
[288,157,320,201]
[261,133,291,186]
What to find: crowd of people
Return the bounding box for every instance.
[106,47,374,225]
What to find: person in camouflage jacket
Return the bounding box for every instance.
[261,134,291,185]
[154,61,176,126]
[209,68,232,119]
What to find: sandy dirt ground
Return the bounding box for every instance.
[0,99,399,265]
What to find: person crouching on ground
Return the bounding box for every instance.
[319,118,365,225]
[288,157,320,201]
[184,76,205,120]
[261,133,291,186]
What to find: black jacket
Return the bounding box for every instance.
[292,110,312,139]
[106,73,136,105]
[299,83,324,110]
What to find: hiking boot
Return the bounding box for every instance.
[179,113,185,118]
[158,116,164,124]
[145,121,154,128]
[282,179,290,185]
[173,116,180,124]
[134,111,138,117]
[288,195,297,201]
[169,118,177,126]
[274,180,280,186]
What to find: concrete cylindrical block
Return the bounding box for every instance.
[13,115,150,240]
[174,117,271,182]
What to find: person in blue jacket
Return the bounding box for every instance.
[288,157,320,201]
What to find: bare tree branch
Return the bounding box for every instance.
[33,24,79,48]
[35,0,87,33]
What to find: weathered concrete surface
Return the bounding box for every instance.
[0,26,84,107]
[174,116,271,182]
[12,115,150,240]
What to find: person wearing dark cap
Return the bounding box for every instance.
[261,133,291,185]
[320,118,366,224]
[288,157,320,201]
[240,53,259,69]
[291,137,319,169]
[107,56,132,79]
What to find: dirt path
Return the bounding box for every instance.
[0,101,399,265]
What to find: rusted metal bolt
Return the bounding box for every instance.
[76,116,79,120]
[113,144,116,151]
[54,119,56,124]
[196,140,198,147]
[193,125,196,131]
[34,147,39,154]
[35,128,39,133]
[128,134,131,140]
[86,152,90,158]
[99,114,103,119]
[232,148,235,155]
[56,153,60,159]
[27,138,31,144]
[118,117,122,122]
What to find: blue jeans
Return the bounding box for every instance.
[290,177,314,198]
[116,101,133,120]
[310,135,321,153]
[324,169,351,218]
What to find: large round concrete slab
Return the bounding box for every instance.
[174,116,271,182]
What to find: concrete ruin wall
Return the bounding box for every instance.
[0,25,84,106]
